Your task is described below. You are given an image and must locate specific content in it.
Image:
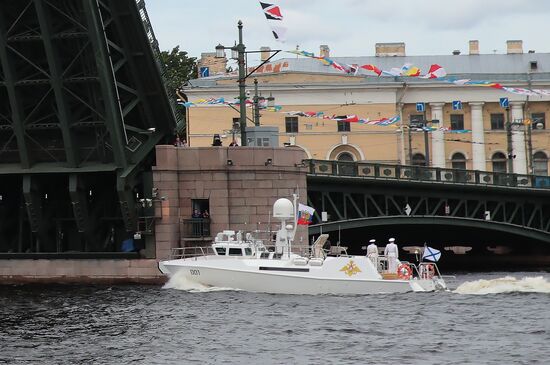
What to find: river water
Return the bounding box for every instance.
[1,272,549,365]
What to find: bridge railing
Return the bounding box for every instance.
[306,160,550,189]
[135,0,185,133]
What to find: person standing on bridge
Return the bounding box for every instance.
[384,238,399,273]
[366,239,379,269]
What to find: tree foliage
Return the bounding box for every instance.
[159,46,197,93]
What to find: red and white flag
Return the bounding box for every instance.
[421,64,447,79]
[259,2,287,42]
[360,64,382,76]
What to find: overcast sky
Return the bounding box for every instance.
[146,0,550,63]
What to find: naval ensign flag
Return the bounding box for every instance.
[422,246,441,262]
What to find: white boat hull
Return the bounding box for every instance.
[159,256,433,295]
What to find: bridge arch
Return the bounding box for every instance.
[309,216,550,244]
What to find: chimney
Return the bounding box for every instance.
[260,46,271,62]
[320,45,330,58]
[469,40,479,55]
[507,40,523,54]
[375,42,406,57]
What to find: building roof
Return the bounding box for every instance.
[187,53,550,88]
[283,53,549,75]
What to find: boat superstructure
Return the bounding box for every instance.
[158,196,447,294]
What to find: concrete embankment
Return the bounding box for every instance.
[0,259,166,285]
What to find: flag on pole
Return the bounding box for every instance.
[297,203,315,225]
[259,2,287,42]
[422,246,441,262]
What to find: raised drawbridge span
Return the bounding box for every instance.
[0,0,182,257]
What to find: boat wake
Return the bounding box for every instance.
[454,276,550,295]
[162,271,240,293]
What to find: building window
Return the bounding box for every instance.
[337,152,354,161]
[531,113,546,130]
[530,61,538,71]
[450,115,464,130]
[412,153,426,166]
[533,151,548,176]
[492,152,507,173]
[336,152,355,175]
[192,199,209,217]
[285,117,298,133]
[337,120,351,132]
[256,138,270,147]
[491,114,505,130]
[451,152,466,169]
[410,114,425,129]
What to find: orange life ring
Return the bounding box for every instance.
[397,263,412,280]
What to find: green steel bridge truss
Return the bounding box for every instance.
[0,0,180,256]
[306,160,550,244]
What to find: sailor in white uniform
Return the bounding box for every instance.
[384,238,399,273]
[366,239,379,268]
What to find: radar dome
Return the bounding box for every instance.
[273,198,294,219]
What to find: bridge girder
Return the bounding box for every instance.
[309,216,550,244]
[307,174,550,241]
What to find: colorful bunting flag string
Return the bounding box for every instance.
[288,49,550,97]
[178,99,474,133]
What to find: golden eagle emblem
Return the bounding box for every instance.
[340,260,362,277]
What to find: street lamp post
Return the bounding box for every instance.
[236,21,247,145]
[505,107,514,174]
[423,110,430,167]
[526,118,533,174]
[215,21,281,146]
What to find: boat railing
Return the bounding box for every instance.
[374,257,442,279]
[168,246,216,260]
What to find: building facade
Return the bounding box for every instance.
[183,40,550,176]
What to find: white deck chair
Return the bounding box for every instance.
[311,234,329,259]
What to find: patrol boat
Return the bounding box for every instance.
[158,197,447,295]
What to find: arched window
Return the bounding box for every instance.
[451,152,466,170]
[337,152,354,162]
[492,152,507,173]
[533,151,548,176]
[336,152,355,176]
[412,153,426,166]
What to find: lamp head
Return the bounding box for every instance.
[215,44,225,58]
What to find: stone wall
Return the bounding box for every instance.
[0,146,308,284]
[153,146,309,257]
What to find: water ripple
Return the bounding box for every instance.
[1,273,550,364]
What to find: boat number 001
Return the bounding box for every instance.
[189,269,200,276]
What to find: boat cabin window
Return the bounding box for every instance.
[215,247,226,255]
[228,248,243,256]
[260,252,270,259]
[244,248,252,256]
